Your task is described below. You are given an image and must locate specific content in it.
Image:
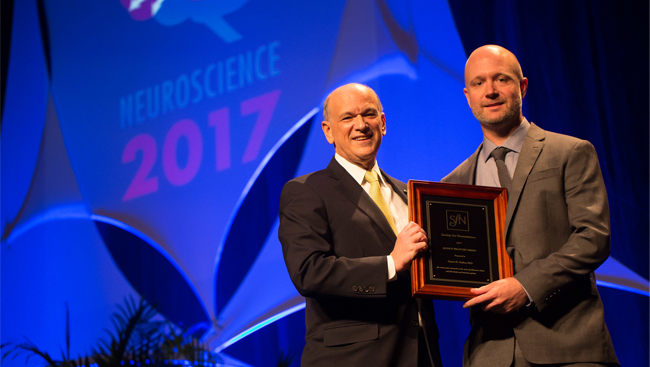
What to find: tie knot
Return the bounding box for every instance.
[364,170,379,184]
[491,146,511,161]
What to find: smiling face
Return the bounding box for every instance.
[322,84,386,170]
[464,46,528,133]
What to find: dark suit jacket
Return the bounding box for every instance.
[442,123,618,366]
[279,157,441,367]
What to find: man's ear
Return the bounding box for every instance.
[322,121,334,144]
[464,87,471,107]
[381,113,386,136]
[520,77,529,99]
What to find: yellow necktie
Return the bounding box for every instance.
[364,170,397,234]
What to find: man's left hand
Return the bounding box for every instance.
[462,277,528,314]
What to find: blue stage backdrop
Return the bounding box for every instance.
[1,1,647,366]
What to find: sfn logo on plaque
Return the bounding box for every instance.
[446,210,470,232]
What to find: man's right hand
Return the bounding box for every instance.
[390,222,428,272]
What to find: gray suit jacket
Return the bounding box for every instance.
[442,123,618,366]
[279,157,441,367]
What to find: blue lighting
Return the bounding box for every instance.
[215,302,306,352]
[596,280,650,297]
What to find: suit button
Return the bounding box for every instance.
[369,286,375,293]
[364,287,370,293]
[352,286,358,292]
[411,320,419,327]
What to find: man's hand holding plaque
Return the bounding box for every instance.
[391,222,428,273]
[463,277,528,313]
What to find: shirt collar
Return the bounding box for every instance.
[480,117,531,162]
[335,153,385,186]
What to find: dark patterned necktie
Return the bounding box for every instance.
[490,146,512,193]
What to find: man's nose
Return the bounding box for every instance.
[353,115,367,129]
[485,81,499,98]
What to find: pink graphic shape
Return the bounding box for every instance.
[120,0,161,21]
[162,119,203,186]
[122,134,159,201]
[209,107,231,171]
[240,90,281,163]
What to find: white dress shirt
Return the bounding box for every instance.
[334,154,406,280]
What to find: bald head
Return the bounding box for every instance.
[464,45,524,87]
[463,45,528,141]
[321,83,386,170]
[323,83,383,122]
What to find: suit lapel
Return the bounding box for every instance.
[505,123,546,235]
[326,158,398,242]
[444,144,481,184]
[466,145,482,184]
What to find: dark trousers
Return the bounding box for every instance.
[418,330,442,367]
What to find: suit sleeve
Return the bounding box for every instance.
[278,179,389,299]
[514,140,610,311]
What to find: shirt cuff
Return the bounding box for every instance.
[387,255,397,281]
[521,284,533,306]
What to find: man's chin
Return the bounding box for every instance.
[479,118,507,125]
[476,112,518,127]
[353,153,378,167]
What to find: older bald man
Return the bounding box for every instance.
[280,84,442,366]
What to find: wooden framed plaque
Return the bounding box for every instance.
[409,180,512,301]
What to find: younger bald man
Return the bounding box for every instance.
[443,45,618,367]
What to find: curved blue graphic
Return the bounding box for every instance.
[154,0,248,43]
[215,109,316,316]
[1,0,49,240]
[94,217,210,331]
